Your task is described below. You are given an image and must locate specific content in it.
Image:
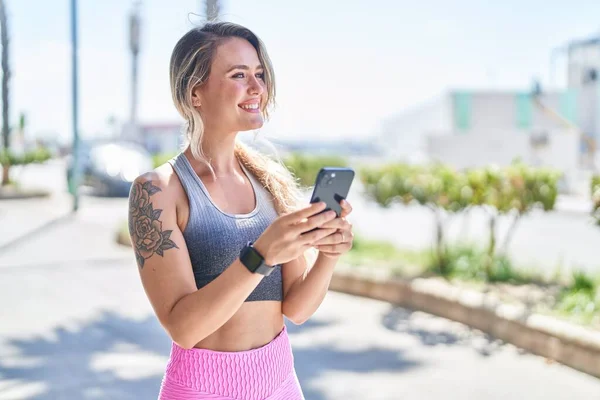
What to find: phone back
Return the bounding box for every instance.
[309,167,355,217]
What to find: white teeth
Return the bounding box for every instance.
[241,103,259,110]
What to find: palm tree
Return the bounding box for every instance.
[0,0,10,186]
[204,0,220,22]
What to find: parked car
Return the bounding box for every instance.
[67,140,153,197]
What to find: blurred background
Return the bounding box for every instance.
[2,1,600,399]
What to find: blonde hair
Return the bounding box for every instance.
[169,22,302,215]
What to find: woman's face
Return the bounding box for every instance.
[193,37,267,134]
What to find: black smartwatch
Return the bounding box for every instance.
[239,241,275,276]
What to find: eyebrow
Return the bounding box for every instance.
[226,64,264,73]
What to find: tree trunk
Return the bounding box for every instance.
[499,212,521,256]
[0,0,9,187]
[1,163,8,185]
[486,214,497,280]
[434,209,447,276]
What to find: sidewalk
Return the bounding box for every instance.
[554,194,594,215]
[1,197,600,399]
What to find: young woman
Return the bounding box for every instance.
[127,21,354,400]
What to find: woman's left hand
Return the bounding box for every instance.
[312,199,354,259]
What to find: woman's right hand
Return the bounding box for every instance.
[252,202,337,266]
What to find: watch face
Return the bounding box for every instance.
[245,247,263,270]
[241,244,264,272]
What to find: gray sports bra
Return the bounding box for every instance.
[169,152,283,302]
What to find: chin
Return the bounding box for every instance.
[239,119,264,132]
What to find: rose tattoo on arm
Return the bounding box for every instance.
[128,180,179,268]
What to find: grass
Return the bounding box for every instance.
[551,270,600,326]
[437,245,545,285]
[341,233,430,277]
[342,236,546,284]
[344,235,600,328]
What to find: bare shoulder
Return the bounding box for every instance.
[128,163,183,268]
[133,162,181,194]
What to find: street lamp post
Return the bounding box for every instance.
[69,0,80,212]
[129,1,141,140]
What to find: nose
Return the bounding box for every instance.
[248,74,264,96]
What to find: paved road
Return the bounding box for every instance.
[0,196,599,399]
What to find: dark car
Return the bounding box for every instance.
[67,140,153,197]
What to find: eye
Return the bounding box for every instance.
[231,72,265,80]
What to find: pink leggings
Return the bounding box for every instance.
[158,326,304,399]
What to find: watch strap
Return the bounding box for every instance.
[239,242,274,276]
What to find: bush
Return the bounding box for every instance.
[152,152,177,169]
[283,153,347,188]
[432,244,533,284]
[0,147,52,166]
[359,161,560,281]
[556,270,599,321]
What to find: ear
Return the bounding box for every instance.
[191,87,202,108]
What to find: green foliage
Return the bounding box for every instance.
[0,147,52,166]
[591,175,600,225]
[360,161,560,281]
[342,233,432,276]
[556,270,599,322]
[570,270,596,293]
[430,245,535,284]
[283,153,347,188]
[152,152,177,169]
[350,233,398,258]
[360,161,559,214]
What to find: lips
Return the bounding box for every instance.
[238,100,261,113]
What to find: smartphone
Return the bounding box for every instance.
[309,167,355,217]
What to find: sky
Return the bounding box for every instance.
[8,0,600,144]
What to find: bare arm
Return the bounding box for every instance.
[281,200,355,324]
[129,173,264,349]
[281,251,337,325]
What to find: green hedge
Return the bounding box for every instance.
[360,162,559,213]
[359,161,561,279]
[0,147,52,166]
[283,153,347,188]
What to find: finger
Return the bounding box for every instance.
[295,210,337,234]
[300,227,336,244]
[312,230,345,246]
[315,248,342,256]
[316,242,352,253]
[340,199,353,218]
[282,202,327,225]
[319,217,350,230]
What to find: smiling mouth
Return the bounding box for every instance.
[239,103,261,113]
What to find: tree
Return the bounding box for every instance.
[0,0,9,186]
[0,0,51,191]
[204,0,221,22]
[360,163,471,276]
[360,161,559,281]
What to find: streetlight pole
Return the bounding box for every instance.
[69,0,80,212]
[129,1,141,142]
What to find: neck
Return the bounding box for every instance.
[187,129,240,177]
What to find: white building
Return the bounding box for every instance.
[378,37,600,195]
